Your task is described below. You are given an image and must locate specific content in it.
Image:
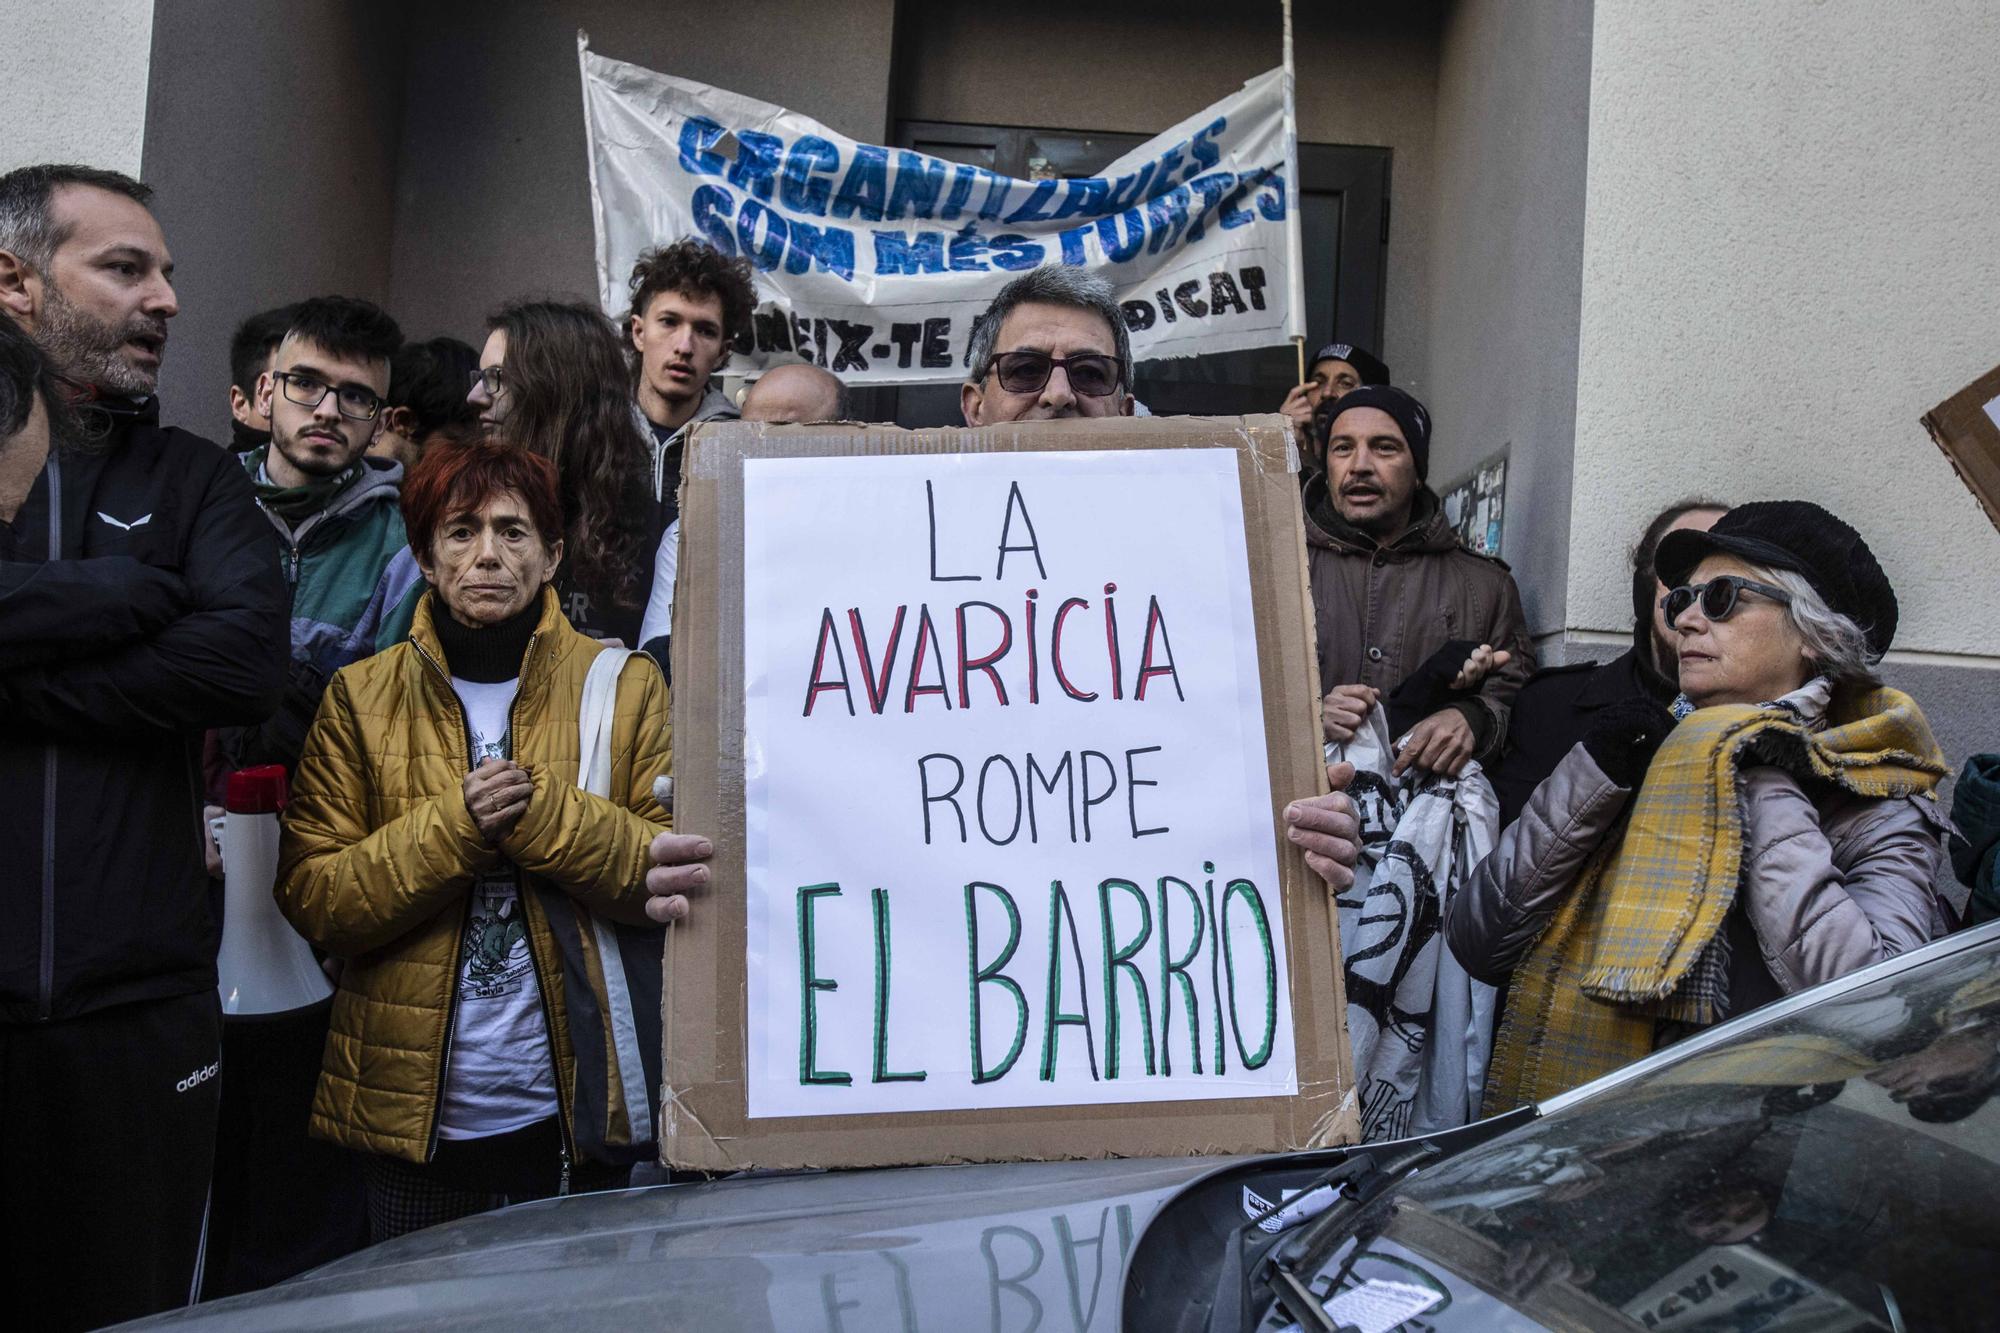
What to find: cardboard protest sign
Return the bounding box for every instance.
[578,33,1303,386]
[1921,363,2000,538]
[665,416,1352,1169]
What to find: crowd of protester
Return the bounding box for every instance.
[0,160,1993,1328]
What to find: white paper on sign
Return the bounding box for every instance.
[1317,1279,1446,1333]
[742,448,1295,1118]
[1982,391,2000,434]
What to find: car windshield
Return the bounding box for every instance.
[1324,939,2000,1330]
[1155,934,2000,1332]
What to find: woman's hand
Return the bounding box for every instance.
[463,757,533,844]
[1449,643,1512,691]
[1581,697,1675,788]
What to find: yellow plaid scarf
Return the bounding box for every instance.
[1483,684,1945,1113]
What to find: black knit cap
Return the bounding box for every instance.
[1655,500,1898,657]
[1313,384,1432,481]
[1310,342,1390,387]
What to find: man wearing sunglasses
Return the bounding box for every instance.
[961,266,1136,425]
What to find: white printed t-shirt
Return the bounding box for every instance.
[436,676,560,1140]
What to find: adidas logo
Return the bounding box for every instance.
[175,1060,220,1093]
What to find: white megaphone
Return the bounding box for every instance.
[216,765,333,1017]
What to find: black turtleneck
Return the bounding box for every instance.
[230,419,271,454]
[431,598,540,684]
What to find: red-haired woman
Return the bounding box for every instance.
[276,441,685,1240]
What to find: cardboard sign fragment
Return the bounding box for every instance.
[1921,362,2000,538]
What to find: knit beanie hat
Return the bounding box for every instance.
[1313,384,1432,481]
[1656,500,1898,657]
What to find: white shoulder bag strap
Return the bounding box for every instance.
[575,646,654,1142]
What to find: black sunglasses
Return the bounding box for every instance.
[990,351,1124,398]
[1661,575,1793,629]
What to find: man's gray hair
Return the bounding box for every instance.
[0,164,153,272]
[1752,563,1883,687]
[964,265,1133,389]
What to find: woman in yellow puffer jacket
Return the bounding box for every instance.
[277,442,670,1242]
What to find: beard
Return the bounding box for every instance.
[271,421,362,479]
[38,283,165,396]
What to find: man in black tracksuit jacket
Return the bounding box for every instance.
[0,166,287,1330]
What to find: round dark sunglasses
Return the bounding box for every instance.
[991,351,1123,397]
[1661,575,1793,629]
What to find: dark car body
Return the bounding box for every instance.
[128,922,2000,1331]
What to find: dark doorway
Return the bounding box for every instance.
[852,121,1391,427]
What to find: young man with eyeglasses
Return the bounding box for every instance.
[200,295,417,1297]
[0,163,287,1329]
[960,265,1137,426]
[221,295,418,776]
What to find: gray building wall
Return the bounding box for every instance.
[896,0,1445,397]
[1420,0,1593,642]
[1571,0,2000,823]
[385,0,899,347]
[141,0,409,443]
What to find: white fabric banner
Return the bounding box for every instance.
[579,34,1301,387]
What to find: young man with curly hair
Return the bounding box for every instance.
[626,237,754,505]
[626,239,754,663]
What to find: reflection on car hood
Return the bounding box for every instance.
[127,1157,1223,1331]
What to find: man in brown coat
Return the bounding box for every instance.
[1305,385,1533,776]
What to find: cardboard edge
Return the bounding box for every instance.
[1921,362,2000,540]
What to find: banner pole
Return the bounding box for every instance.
[1281,0,1309,386]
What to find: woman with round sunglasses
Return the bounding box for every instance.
[1448,501,1950,1109]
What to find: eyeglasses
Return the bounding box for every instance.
[1661,575,1793,629]
[990,351,1123,398]
[274,371,383,422]
[469,367,507,397]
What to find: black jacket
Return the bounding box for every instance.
[0,398,287,1023]
[1487,646,1671,829]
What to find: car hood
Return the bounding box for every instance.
[128,1157,1225,1331]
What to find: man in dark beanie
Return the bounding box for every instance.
[1278,340,1390,452]
[1304,385,1534,777]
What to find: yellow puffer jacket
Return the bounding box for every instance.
[277,588,670,1165]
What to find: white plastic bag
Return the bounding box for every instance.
[1330,706,1499,1140]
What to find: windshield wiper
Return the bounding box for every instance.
[1211,1140,1441,1333]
